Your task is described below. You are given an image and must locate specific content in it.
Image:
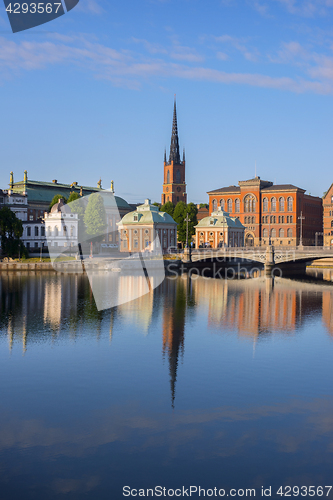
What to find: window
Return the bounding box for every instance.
[270,215,276,224]
[35,242,38,248]
[54,226,58,236]
[70,226,74,237]
[281,216,284,223]
[235,199,240,212]
[263,228,268,238]
[26,242,30,249]
[123,239,127,249]
[27,227,31,236]
[47,227,51,236]
[279,228,284,237]
[244,194,256,212]
[279,197,285,212]
[41,226,45,237]
[167,170,170,184]
[252,217,255,224]
[29,215,33,221]
[331,220,333,228]
[287,228,292,237]
[134,215,138,221]
[145,229,149,235]
[263,198,268,212]
[220,199,225,210]
[212,199,217,211]
[176,169,181,183]
[271,228,276,238]
[227,199,232,212]
[290,216,293,223]
[262,216,265,223]
[63,226,67,235]
[134,239,138,249]
[271,197,276,211]
[287,197,293,212]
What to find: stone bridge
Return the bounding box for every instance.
[183,245,333,274]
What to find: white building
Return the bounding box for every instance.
[44,198,78,251]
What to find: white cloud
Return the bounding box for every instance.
[1,34,333,94]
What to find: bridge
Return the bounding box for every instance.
[182,245,333,275]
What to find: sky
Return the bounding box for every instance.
[1,0,333,204]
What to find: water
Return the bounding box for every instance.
[1,271,333,499]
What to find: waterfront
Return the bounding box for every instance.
[1,272,333,499]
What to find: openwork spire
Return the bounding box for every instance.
[169,98,181,164]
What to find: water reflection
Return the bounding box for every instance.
[1,271,333,497]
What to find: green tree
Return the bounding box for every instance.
[152,202,161,208]
[0,207,24,257]
[69,196,86,243]
[173,201,198,246]
[84,193,107,247]
[199,203,208,208]
[67,191,81,203]
[161,201,175,218]
[49,194,67,210]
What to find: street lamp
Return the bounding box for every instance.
[184,213,191,249]
[315,231,323,247]
[298,211,305,246]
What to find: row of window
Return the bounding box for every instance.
[47,226,76,237]
[26,226,45,237]
[212,196,294,213]
[262,215,294,224]
[263,228,293,237]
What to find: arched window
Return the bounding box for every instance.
[287,197,293,212]
[70,226,75,237]
[279,228,284,237]
[212,199,217,212]
[271,228,276,238]
[331,220,333,228]
[54,226,58,236]
[227,198,232,212]
[47,226,51,236]
[263,197,268,212]
[287,228,292,237]
[263,228,268,238]
[252,217,255,224]
[63,225,67,234]
[220,199,225,210]
[244,217,248,224]
[176,169,181,183]
[167,170,170,184]
[279,197,285,212]
[235,199,240,212]
[244,194,256,212]
[271,197,276,212]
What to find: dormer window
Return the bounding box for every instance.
[210,219,214,225]
[134,214,138,221]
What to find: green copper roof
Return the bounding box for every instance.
[195,209,245,229]
[12,179,131,209]
[119,199,177,225]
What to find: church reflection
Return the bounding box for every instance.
[1,272,333,405]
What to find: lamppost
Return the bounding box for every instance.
[315,231,323,247]
[298,211,305,246]
[184,213,190,249]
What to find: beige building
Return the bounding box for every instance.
[195,207,245,248]
[118,199,177,253]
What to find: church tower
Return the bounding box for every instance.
[161,99,187,205]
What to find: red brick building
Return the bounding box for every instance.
[323,183,333,247]
[208,177,322,246]
[161,100,187,205]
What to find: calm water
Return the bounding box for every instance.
[1,271,333,499]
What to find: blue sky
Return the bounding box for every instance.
[1,0,333,203]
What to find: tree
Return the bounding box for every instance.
[69,195,87,243]
[84,193,107,247]
[173,201,198,246]
[67,191,81,203]
[0,207,24,257]
[199,203,208,208]
[152,202,161,208]
[49,194,67,210]
[161,201,175,218]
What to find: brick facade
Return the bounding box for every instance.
[208,177,322,247]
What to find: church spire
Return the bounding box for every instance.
[169,97,181,164]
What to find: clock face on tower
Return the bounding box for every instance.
[177,187,181,192]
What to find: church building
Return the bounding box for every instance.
[161,100,187,205]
